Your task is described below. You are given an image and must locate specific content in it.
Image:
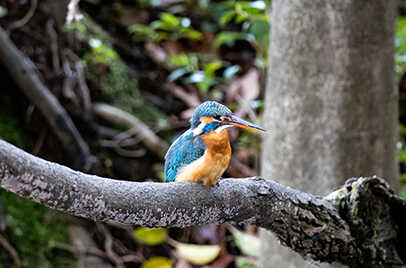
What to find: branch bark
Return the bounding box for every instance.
[0,139,405,267]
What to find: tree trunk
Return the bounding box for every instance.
[260,1,398,267]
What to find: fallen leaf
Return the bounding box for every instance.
[141,257,172,268]
[229,227,260,257]
[173,241,221,265]
[133,227,168,246]
[235,256,258,268]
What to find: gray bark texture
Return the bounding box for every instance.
[1,139,406,267]
[261,0,399,267]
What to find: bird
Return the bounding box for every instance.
[164,101,265,186]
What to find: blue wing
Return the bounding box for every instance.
[164,130,206,182]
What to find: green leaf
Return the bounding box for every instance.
[179,28,202,40]
[220,10,236,25]
[141,257,172,268]
[168,54,190,68]
[186,71,205,83]
[174,241,221,265]
[133,227,168,246]
[169,68,190,81]
[214,32,249,47]
[224,65,241,79]
[250,1,266,10]
[197,78,214,93]
[249,20,269,56]
[204,61,223,77]
[235,256,258,268]
[128,24,156,41]
[400,173,406,183]
[230,227,260,257]
[400,185,406,200]
[160,13,180,28]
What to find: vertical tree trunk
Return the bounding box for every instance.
[260,1,398,267]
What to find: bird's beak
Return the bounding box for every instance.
[224,115,266,133]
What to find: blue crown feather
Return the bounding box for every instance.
[190,101,232,129]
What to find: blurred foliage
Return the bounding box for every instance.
[167,53,241,92]
[127,0,269,94]
[66,14,166,123]
[396,17,406,76]
[0,114,22,146]
[211,0,269,56]
[235,256,257,268]
[398,124,406,199]
[0,190,74,268]
[397,17,406,199]
[129,13,202,41]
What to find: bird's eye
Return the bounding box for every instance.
[220,116,229,121]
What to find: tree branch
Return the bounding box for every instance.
[0,139,405,267]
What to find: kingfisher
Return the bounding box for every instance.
[164,101,265,186]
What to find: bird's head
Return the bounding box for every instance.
[190,101,265,136]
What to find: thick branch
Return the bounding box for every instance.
[1,139,405,267]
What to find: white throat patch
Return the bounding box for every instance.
[215,125,233,133]
[193,122,206,136]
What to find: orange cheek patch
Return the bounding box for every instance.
[200,116,215,124]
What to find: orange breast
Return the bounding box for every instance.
[175,129,231,185]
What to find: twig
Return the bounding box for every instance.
[68,224,113,268]
[52,241,107,258]
[165,83,201,108]
[66,0,81,24]
[8,0,38,32]
[32,127,48,156]
[100,139,146,157]
[46,20,61,75]
[97,223,125,268]
[100,128,146,157]
[75,60,92,120]
[93,103,169,158]
[121,254,143,263]
[0,233,22,268]
[62,57,79,104]
[64,49,92,120]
